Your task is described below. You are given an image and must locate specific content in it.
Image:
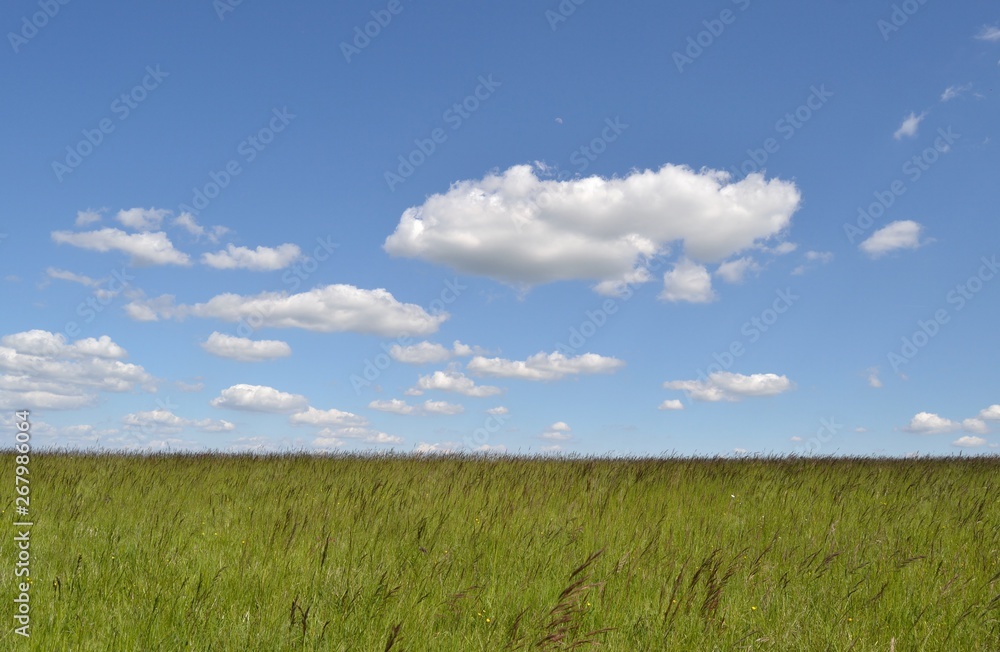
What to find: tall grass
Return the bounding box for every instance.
[2,452,998,650]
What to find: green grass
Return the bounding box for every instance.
[2,453,999,650]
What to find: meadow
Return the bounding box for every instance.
[2,452,998,651]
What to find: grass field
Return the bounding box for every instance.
[2,453,999,650]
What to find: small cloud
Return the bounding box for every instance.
[978,404,1000,421]
[893,111,927,140]
[116,208,169,232]
[555,117,564,124]
[952,435,987,448]
[660,259,716,303]
[467,351,624,381]
[75,209,104,227]
[789,436,803,442]
[540,421,572,441]
[941,83,972,102]
[961,418,989,435]
[210,384,308,413]
[486,406,509,416]
[867,367,883,388]
[903,412,959,434]
[172,212,228,243]
[290,406,367,427]
[658,399,685,411]
[202,244,302,271]
[389,340,483,365]
[370,398,464,416]
[974,24,1000,42]
[411,369,502,397]
[792,250,834,275]
[715,257,760,284]
[46,268,100,287]
[201,332,292,362]
[859,220,927,258]
[663,372,793,402]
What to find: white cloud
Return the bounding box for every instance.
[663,371,794,402]
[411,369,502,397]
[368,398,468,418]
[979,405,1000,421]
[789,435,803,442]
[389,340,482,364]
[127,285,446,337]
[714,257,760,284]
[200,332,292,362]
[467,351,624,381]
[172,212,228,243]
[660,259,715,303]
[0,330,153,410]
[658,399,685,411]
[122,409,233,435]
[805,251,834,263]
[46,267,100,287]
[384,164,800,292]
[859,220,927,257]
[486,406,509,416]
[316,426,402,446]
[289,406,367,427]
[202,244,302,271]
[116,208,169,231]
[867,367,883,389]
[211,384,308,413]
[540,421,572,441]
[369,399,417,415]
[52,228,191,266]
[975,24,1000,41]
[941,83,973,102]
[952,435,987,448]
[893,111,927,140]
[792,250,834,276]
[903,412,960,434]
[962,418,989,435]
[75,209,103,227]
[422,400,464,415]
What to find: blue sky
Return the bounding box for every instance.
[2,1,999,455]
